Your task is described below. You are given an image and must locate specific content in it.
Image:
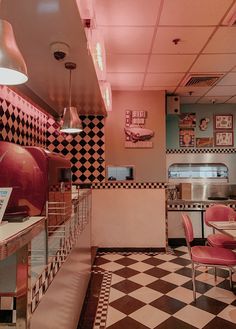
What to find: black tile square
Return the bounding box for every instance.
[154,316,198,329]
[147,279,178,294]
[150,295,186,315]
[202,316,236,329]
[107,317,149,329]
[191,295,227,315]
[182,280,213,294]
[115,257,138,266]
[114,267,139,279]
[142,257,165,266]
[110,295,145,315]
[112,279,142,294]
[144,267,170,279]
[170,257,191,266]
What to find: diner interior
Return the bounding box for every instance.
[1,1,236,329]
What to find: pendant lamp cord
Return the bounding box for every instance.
[69,68,72,108]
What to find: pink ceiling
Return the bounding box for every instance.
[95,0,236,104]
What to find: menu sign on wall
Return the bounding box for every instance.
[0,188,12,223]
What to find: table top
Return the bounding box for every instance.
[208,221,236,239]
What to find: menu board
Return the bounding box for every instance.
[0,188,12,223]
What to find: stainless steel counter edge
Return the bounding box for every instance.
[0,216,46,260]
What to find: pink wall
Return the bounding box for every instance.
[105,90,166,182]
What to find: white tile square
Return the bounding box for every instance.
[129,273,157,286]
[161,272,190,286]
[196,272,224,286]
[130,305,170,328]
[218,305,236,324]
[174,246,188,252]
[106,306,126,327]
[204,287,236,305]
[154,253,177,261]
[174,305,214,328]
[128,254,150,261]
[158,261,182,272]
[101,254,123,261]
[167,286,200,304]
[129,287,163,303]
[111,274,124,285]
[128,262,153,272]
[109,287,125,303]
[99,262,124,272]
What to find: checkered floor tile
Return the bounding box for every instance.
[91,247,236,329]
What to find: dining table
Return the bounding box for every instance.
[208,221,236,239]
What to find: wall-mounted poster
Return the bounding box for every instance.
[124,110,154,148]
[179,128,195,147]
[199,117,210,131]
[214,114,233,130]
[214,131,234,147]
[179,113,196,128]
[196,137,213,148]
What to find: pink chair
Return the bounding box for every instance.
[205,204,236,249]
[181,213,236,301]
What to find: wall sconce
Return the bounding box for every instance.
[60,62,83,134]
[0,19,28,85]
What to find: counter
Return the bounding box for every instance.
[0,217,46,328]
[0,217,46,260]
[167,199,236,242]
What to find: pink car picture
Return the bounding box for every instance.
[124,126,154,143]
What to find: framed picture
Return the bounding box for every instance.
[214,131,234,147]
[179,128,195,147]
[214,114,233,130]
[196,137,213,148]
[179,113,196,128]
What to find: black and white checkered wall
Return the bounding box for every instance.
[0,86,106,184]
[0,86,47,147]
[46,115,105,183]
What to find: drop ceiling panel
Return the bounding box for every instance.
[107,73,144,89]
[205,85,236,96]
[152,27,215,54]
[190,54,236,72]
[144,73,185,86]
[101,27,154,54]
[180,96,200,104]
[203,27,236,53]
[106,54,148,73]
[176,86,212,96]
[159,0,233,25]
[198,96,230,103]
[226,96,236,103]
[148,54,196,72]
[96,0,162,26]
[143,86,176,93]
[218,72,236,85]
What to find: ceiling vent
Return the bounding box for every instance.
[182,74,223,87]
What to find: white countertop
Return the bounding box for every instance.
[0,217,45,242]
[0,216,46,260]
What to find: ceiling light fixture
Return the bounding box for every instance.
[60,62,83,134]
[0,19,28,85]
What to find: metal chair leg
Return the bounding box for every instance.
[192,262,196,301]
[214,267,217,281]
[229,268,233,290]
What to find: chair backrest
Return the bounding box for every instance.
[181,213,194,244]
[205,204,235,226]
